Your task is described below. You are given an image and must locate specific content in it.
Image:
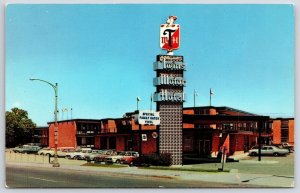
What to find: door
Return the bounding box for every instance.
[199,140,211,155]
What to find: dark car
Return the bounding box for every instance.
[129,155,151,167]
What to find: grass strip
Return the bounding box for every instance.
[81,162,128,168]
[138,166,230,173]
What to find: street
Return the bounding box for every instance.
[5,151,294,188]
[6,164,256,188]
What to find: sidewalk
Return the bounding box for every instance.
[6,155,294,188]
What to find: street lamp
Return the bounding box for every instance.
[30,78,60,167]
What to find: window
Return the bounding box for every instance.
[281,120,289,142]
[183,137,193,152]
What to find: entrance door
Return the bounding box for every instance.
[199,139,211,156]
[204,140,211,154]
[199,140,204,154]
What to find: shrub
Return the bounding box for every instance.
[141,153,172,166]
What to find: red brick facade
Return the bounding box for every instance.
[272,118,294,145]
[46,107,294,158]
[49,120,77,148]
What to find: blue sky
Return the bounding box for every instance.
[5,4,294,126]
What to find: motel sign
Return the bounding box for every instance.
[160,16,180,51]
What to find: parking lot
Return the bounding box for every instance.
[184,152,294,177]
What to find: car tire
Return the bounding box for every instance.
[250,152,257,156]
[273,152,279,156]
[129,162,133,167]
[116,160,120,164]
[40,153,44,156]
[73,156,79,160]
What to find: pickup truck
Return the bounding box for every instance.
[12,145,41,154]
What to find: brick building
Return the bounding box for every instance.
[271,118,294,145]
[47,106,284,159]
[48,116,158,155]
[182,106,271,157]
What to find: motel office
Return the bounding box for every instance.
[45,106,294,158]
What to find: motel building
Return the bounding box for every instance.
[46,106,294,162]
[44,16,294,164]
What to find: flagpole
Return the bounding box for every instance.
[209,88,212,106]
[150,94,153,111]
[194,90,196,107]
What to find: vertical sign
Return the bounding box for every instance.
[154,16,185,165]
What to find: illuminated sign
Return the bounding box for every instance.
[153,61,186,71]
[154,89,185,102]
[157,55,183,62]
[153,75,186,86]
[138,110,160,125]
[160,16,180,51]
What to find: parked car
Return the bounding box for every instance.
[120,151,139,165]
[37,147,75,157]
[12,145,41,154]
[129,155,151,167]
[84,150,105,161]
[249,145,289,156]
[37,148,55,156]
[57,148,76,157]
[105,151,125,164]
[94,150,117,163]
[277,142,294,152]
[65,148,92,159]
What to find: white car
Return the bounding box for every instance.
[38,148,75,157]
[66,148,92,159]
[105,151,139,164]
[105,151,126,164]
[249,145,289,156]
[84,150,104,161]
[37,148,55,156]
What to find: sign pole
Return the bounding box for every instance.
[139,123,142,155]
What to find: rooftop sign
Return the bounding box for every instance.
[160,16,180,51]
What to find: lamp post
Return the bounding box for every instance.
[136,96,142,155]
[30,78,60,167]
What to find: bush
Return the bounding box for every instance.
[136,153,172,166]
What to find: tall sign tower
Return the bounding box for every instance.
[153,16,186,165]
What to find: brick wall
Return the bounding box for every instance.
[49,121,77,148]
[289,119,294,145]
[211,131,221,155]
[272,120,282,145]
[94,136,100,149]
[141,132,157,154]
[116,136,125,151]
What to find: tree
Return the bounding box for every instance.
[6,107,37,147]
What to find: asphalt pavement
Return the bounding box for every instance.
[5,151,295,188]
